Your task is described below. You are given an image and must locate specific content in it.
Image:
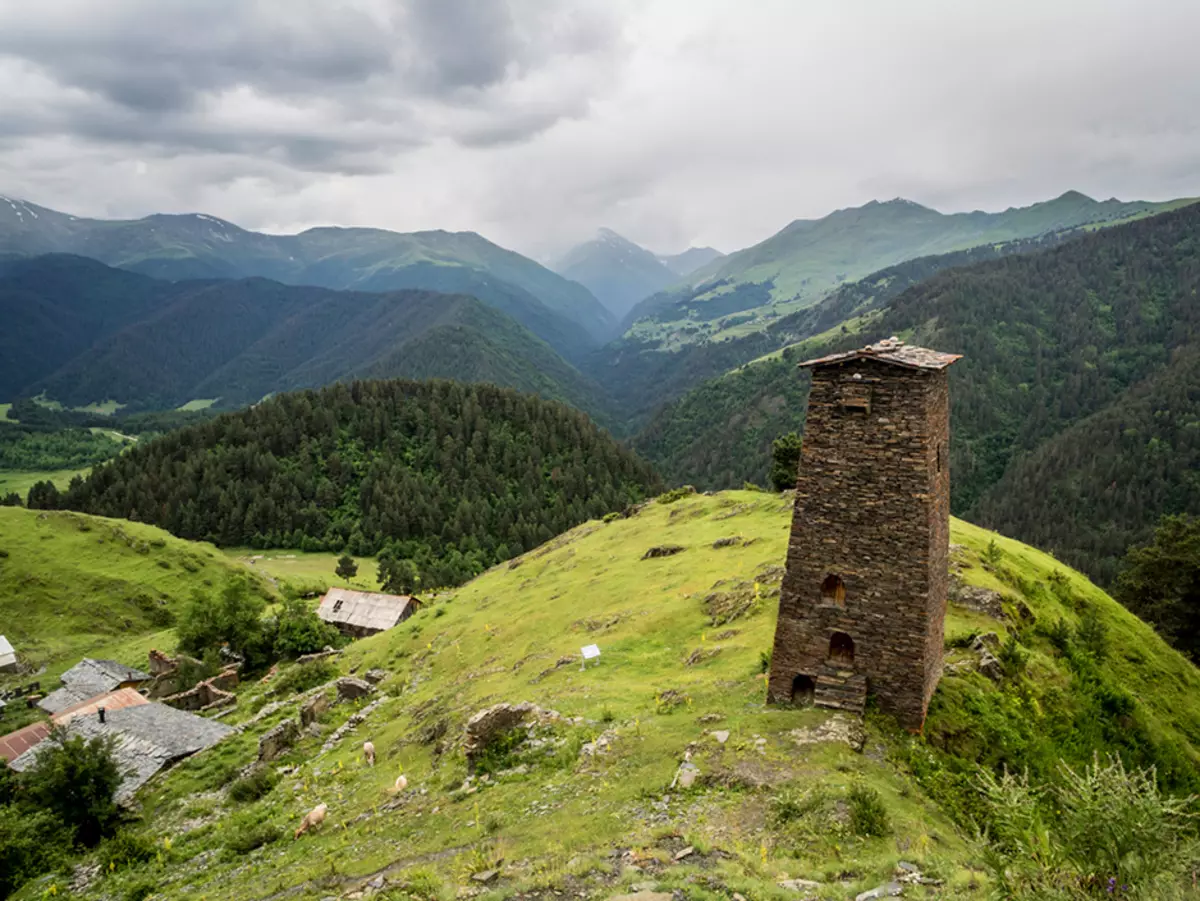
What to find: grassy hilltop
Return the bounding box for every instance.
[0,507,274,686]
[18,490,1200,901]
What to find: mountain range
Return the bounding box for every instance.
[621,191,1196,350]
[554,227,723,319]
[633,201,1200,584]
[0,196,615,362]
[0,255,615,423]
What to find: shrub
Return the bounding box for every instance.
[655,486,696,505]
[847,784,890,837]
[335,554,358,579]
[0,805,70,898]
[759,649,772,674]
[124,878,157,901]
[176,579,271,671]
[20,730,122,847]
[270,659,338,696]
[769,432,803,491]
[228,768,278,803]
[1074,608,1109,659]
[98,829,157,872]
[998,632,1029,677]
[225,821,282,855]
[271,596,341,660]
[983,539,1004,568]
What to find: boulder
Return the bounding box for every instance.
[464,702,535,770]
[362,669,389,685]
[300,692,330,727]
[971,632,1001,652]
[258,718,300,761]
[641,545,685,560]
[855,883,903,900]
[337,677,374,702]
[978,651,1004,682]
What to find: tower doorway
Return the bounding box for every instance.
[791,674,815,705]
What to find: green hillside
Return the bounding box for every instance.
[624,192,1196,350]
[635,202,1200,584]
[1,256,616,423]
[0,202,615,359]
[21,490,1200,901]
[0,507,273,683]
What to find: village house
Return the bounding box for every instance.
[317,587,422,638]
[37,658,151,715]
[0,635,17,673]
[8,701,232,801]
[767,338,961,731]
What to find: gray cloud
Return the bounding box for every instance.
[0,0,1197,259]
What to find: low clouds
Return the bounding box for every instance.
[0,0,1198,259]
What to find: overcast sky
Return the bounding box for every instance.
[1,0,1198,260]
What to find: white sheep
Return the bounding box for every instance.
[293,802,328,839]
[385,774,408,795]
[363,741,376,767]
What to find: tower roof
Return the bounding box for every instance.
[798,337,961,371]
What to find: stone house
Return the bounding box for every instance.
[767,338,961,731]
[317,587,422,638]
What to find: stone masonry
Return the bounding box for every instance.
[767,338,961,731]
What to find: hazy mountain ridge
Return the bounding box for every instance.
[0,255,617,424]
[0,197,616,361]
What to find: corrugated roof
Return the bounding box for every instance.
[798,337,962,371]
[0,721,51,762]
[0,635,13,656]
[39,658,151,714]
[317,587,419,632]
[52,687,149,726]
[10,702,233,801]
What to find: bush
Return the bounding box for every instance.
[98,829,157,872]
[177,579,271,670]
[228,768,279,803]
[270,659,338,696]
[20,730,122,847]
[979,755,1200,899]
[847,784,890,837]
[271,596,341,660]
[225,821,283,854]
[655,485,696,505]
[0,805,70,898]
[335,554,358,579]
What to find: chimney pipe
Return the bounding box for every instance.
[98,707,106,724]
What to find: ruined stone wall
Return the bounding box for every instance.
[767,358,950,730]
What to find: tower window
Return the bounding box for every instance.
[829,632,855,666]
[937,442,945,472]
[820,573,846,606]
[838,383,871,414]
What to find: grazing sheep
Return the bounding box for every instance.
[363,740,376,767]
[385,774,408,795]
[293,802,328,839]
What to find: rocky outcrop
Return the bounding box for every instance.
[462,702,564,772]
[300,692,330,727]
[336,677,374,702]
[642,545,685,560]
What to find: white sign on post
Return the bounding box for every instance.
[580,644,601,669]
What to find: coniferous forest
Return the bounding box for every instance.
[57,380,662,588]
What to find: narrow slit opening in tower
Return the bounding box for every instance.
[791,674,815,706]
[821,573,845,607]
[829,631,855,666]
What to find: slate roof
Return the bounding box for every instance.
[0,634,15,668]
[38,658,151,714]
[317,588,420,632]
[9,702,233,801]
[798,337,962,371]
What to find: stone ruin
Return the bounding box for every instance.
[767,339,962,731]
[146,649,239,712]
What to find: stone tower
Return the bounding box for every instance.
[767,338,961,731]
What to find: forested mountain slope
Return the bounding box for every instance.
[60,380,662,587]
[26,491,1200,901]
[635,202,1200,583]
[0,198,615,359]
[1,256,616,424]
[624,192,1194,350]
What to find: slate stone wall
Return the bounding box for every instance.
[767,357,951,730]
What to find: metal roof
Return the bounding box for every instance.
[317,588,419,632]
[798,337,962,371]
[0,721,50,762]
[9,702,233,801]
[52,687,149,726]
[0,635,13,656]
